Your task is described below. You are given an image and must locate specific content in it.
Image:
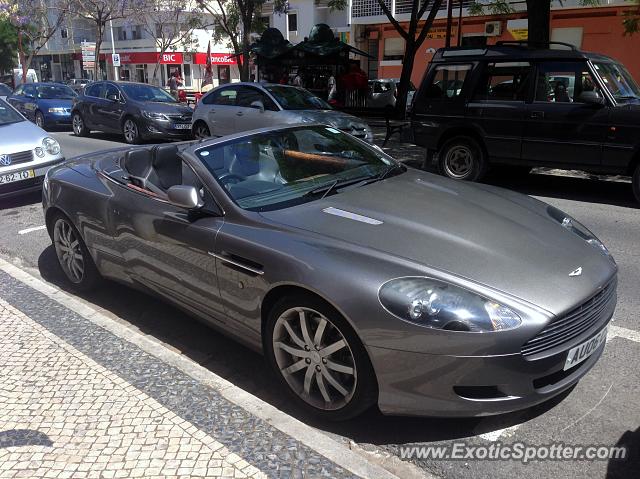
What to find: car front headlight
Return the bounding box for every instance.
[379,277,522,332]
[547,206,614,262]
[42,137,60,155]
[48,107,67,113]
[142,111,169,121]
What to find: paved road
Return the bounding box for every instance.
[1,131,638,479]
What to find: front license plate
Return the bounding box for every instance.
[0,169,35,184]
[563,327,608,370]
[173,123,191,130]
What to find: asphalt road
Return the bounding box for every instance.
[0,130,638,479]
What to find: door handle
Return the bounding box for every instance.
[236,111,244,116]
[208,251,264,276]
[530,111,545,119]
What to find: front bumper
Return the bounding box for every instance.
[140,118,193,140]
[0,157,66,198]
[44,111,72,126]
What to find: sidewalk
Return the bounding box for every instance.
[0,260,401,479]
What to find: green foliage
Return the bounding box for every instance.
[0,18,17,74]
[623,0,640,35]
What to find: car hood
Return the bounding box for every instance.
[36,98,73,110]
[293,109,369,129]
[260,169,616,315]
[135,101,192,115]
[0,120,48,153]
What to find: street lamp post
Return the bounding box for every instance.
[109,19,119,81]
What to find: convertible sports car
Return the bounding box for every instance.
[43,124,617,419]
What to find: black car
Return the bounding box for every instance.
[71,81,193,144]
[411,41,640,203]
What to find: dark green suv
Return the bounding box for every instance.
[411,41,640,203]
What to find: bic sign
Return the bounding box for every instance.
[158,52,183,64]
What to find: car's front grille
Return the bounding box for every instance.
[166,113,192,122]
[521,278,617,358]
[0,150,33,166]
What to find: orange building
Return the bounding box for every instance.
[356,4,640,86]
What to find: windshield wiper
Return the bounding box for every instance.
[377,163,404,181]
[303,175,372,199]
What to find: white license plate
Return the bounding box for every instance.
[563,327,608,370]
[0,169,35,184]
[173,123,191,130]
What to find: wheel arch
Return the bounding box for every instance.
[437,126,488,159]
[626,147,640,176]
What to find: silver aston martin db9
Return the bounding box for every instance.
[43,124,617,420]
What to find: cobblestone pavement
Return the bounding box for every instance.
[0,267,380,479]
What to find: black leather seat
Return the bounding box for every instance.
[121,148,168,197]
[150,144,182,191]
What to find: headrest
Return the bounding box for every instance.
[152,144,182,190]
[123,148,152,178]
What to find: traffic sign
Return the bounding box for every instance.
[112,53,121,67]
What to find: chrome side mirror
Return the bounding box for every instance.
[167,185,203,210]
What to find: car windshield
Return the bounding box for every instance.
[0,99,24,125]
[265,86,331,110]
[120,83,177,103]
[195,126,398,211]
[36,84,76,99]
[593,61,640,100]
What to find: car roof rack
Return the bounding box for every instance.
[495,40,578,51]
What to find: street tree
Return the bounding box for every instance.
[375,0,444,115]
[135,1,208,85]
[70,0,129,79]
[0,0,69,83]
[0,18,18,74]
[196,0,346,82]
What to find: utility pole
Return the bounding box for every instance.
[445,0,454,48]
[457,0,464,47]
[109,19,119,80]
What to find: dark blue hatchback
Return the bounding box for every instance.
[7,82,77,129]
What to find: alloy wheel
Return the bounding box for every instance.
[443,145,474,179]
[123,119,138,143]
[53,219,84,284]
[193,123,210,139]
[73,114,83,135]
[35,112,44,128]
[272,307,357,411]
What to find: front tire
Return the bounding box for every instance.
[52,214,101,291]
[192,121,211,140]
[123,118,141,144]
[264,294,377,421]
[633,163,640,204]
[72,112,89,137]
[438,136,487,182]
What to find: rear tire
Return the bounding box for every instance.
[51,213,101,291]
[438,136,487,182]
[264,293,377,421]
[35,111,46,129]
[72,112,89,137]
[633,163,640,204]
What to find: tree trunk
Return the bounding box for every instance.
[18,30,27,84]
[526,0,551,44]
[94,21,105,80]
[395,42,417,116]
[239,16,251,82]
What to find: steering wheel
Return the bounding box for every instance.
[218,173,245,188]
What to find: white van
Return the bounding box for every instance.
[13,68,38,86]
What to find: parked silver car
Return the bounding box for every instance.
[43,124,616,420]
[192,83,373,143]
[367,78,416,111]
[0,98,65,198]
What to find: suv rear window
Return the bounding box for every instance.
[424,65,471,99]
[473,62,533,102]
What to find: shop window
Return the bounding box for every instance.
[183,64,192,88]
[383,38,404,61]
[61,28,68,39]
[218,65,230,85]
[135,64,148,83]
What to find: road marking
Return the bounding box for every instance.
[0,257,414,479]
[479,425,520,442]
[607,325,640,343]
[18,225,46,235]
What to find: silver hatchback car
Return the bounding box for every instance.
[192,83,373,143]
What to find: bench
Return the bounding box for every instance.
[337,106,410,147]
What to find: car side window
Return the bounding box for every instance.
[534,61,603,104]
[102,84,120,100]
[203,87,238,106]
[236,87,278,111]
[85,83,101,97]
[23,85,36,98]
[424,64,472,99]
[473,62,533,102]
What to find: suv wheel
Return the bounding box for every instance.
[633,163,640,204]
[438,136,487,182]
